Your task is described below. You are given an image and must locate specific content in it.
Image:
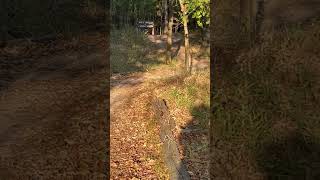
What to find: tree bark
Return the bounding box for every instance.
[166,0,173,63]
[179,0,192,73]
[240,0,256,47]
[240,0,251,48]
[163,0,169,35]
[0,0,8,48]
[255,0,264,43]
[250,0,256,43]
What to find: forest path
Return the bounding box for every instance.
[110,35,180,178]
[110,65,177,179]
[0,34,108,178]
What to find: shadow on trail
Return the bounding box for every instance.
[179,103,210,179]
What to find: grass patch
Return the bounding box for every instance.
[111,27,163,74]
[160,70,210,128]
[156,67,210,178]
[211,21,320,179]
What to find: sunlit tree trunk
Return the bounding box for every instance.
[179,0,192,73]
[166,0,173,63]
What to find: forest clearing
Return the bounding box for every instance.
[111,0,320,179]
[110,28,210,178]
[110,0,210,179]
[0,0,319,179]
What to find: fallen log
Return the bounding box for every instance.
[152,98,190,180]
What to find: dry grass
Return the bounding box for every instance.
[153,56,210,179]
[211,20,320,179]
[111,28,163,74]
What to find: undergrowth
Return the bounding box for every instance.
[111,27,162,74]
[160,69,210,129]
[211,21,320,179]
[155,68,210,179]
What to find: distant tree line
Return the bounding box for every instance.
[1,0,107,47]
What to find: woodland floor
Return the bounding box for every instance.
[110,34,210,179]
[0,32,108,178]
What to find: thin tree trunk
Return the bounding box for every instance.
[255,0,264,43]
[163,0,168,35]
[0,0,8,48]
[240,0,251,48]
[166,0,173,63]
[159,11,163,35]
[250,0,256,44]
[179,0,192,73]
[240,0,257,47]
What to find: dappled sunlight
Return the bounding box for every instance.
[178,103,210,178]
[110,0,211,177]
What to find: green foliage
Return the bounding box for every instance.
[187,0,210,28]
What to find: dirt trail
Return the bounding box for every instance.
[110,68,176,179]
[110,34,210,179]
[110,35,182,178]
[0,42,108,178]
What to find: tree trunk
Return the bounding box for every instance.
[240,0,251,48]
[255,0,264,43]
[240,0,256,48]
[179,0,192,73]
[211,0,240,78]
[163,0,169,35]
[0,0,8,48]
[166,0,173,63]
[250,0,256,43]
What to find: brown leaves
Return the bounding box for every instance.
[110,87,168,179]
